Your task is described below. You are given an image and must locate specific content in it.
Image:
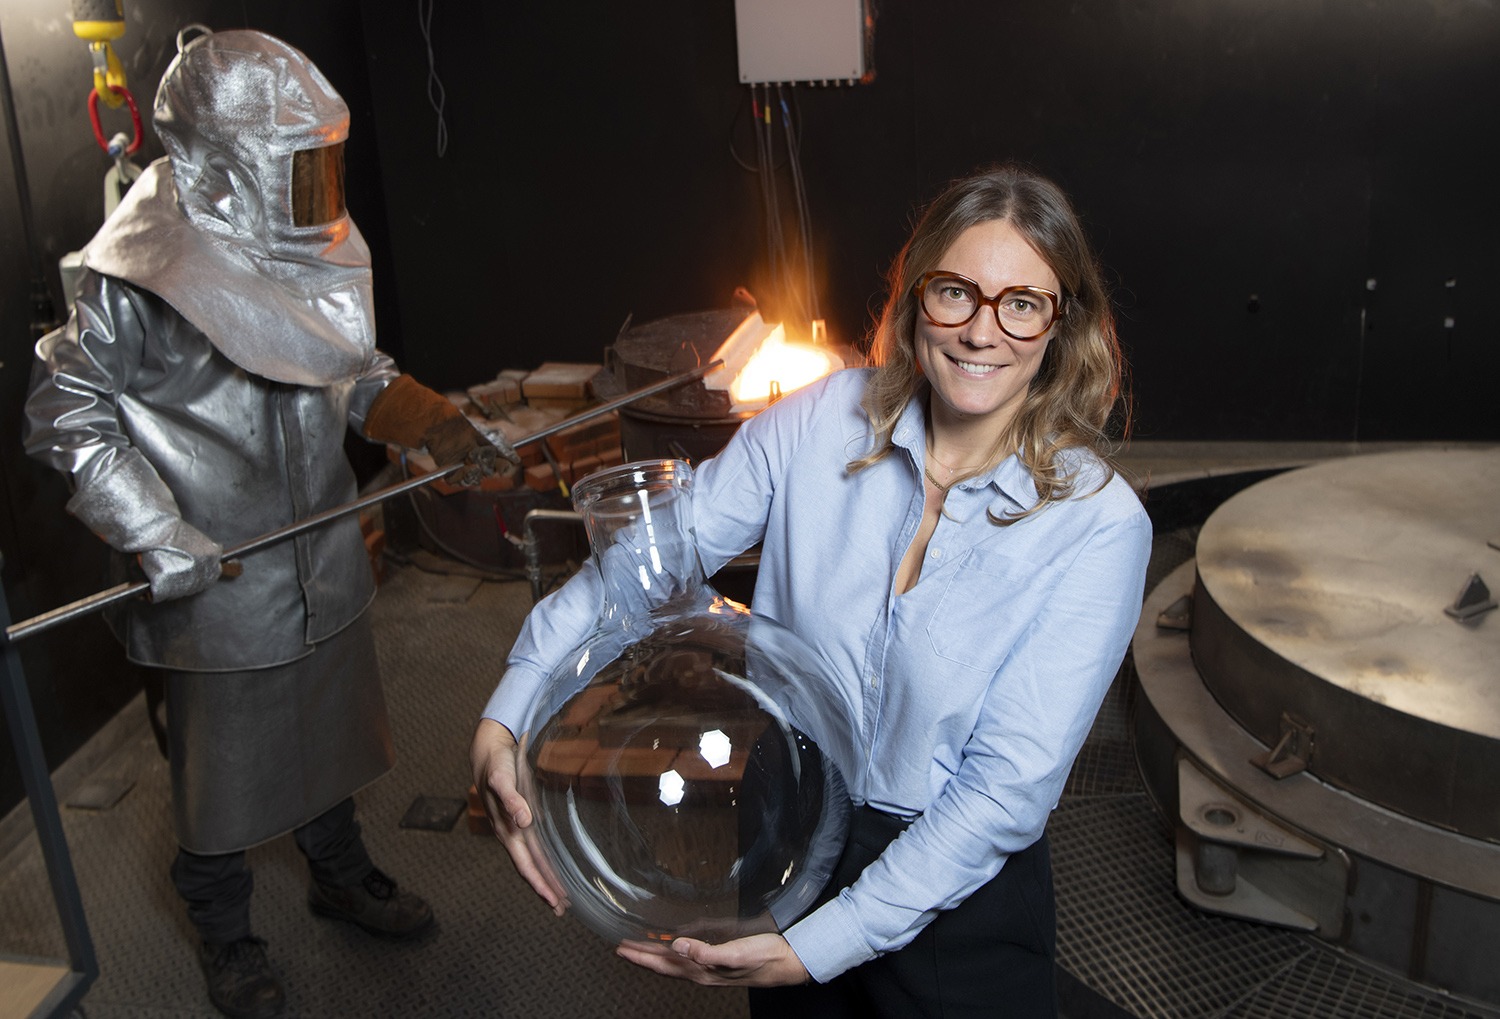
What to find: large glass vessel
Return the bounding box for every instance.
[515,459,854,945]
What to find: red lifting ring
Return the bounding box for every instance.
[88,84,143,155]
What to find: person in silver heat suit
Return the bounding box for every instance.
[23,27,511,1019]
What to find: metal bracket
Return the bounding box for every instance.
[1252,712,1314,779]
[1444,571,1496,621]
[1155,593,1192,631]
[1175,755,1346,935]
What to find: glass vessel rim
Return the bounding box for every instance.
[572,458,694,510]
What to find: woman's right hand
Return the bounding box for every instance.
[470,717,570,915]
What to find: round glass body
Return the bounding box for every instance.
[515,460,854,945]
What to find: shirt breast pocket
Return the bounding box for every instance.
[927,548,1055,673]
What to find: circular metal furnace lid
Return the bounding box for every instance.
[1191,448,1500,840]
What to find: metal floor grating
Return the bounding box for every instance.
[1047,530,1500,1019]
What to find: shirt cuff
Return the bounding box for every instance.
[783,896,877,984]
[480,666,544,735]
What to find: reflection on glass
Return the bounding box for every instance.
[516,460,856,945]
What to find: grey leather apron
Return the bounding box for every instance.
[165,612,394,854]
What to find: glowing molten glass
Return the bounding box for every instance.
[727,324,840,406]
[707,313,842,412]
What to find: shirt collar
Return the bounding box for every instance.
[891,389,1041,515]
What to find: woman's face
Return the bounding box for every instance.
[914,218,1061,436]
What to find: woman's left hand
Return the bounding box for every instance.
[616,932,810,987]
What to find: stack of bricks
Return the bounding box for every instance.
[507,362,626,494]
[387,361,624,493]
[528,412,627,494]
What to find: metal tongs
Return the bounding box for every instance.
[5,361,722,644]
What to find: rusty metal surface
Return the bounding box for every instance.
[598,308,865,462]
[599,309,754,421]
[1191,448,1500,841]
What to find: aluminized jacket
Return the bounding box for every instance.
[22,28,404,852]
[24,270,398,671]
[24,27,395,672]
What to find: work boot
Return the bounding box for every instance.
[308,866,434,939]
[197,936,284,1019]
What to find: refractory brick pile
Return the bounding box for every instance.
[384,361,625,495]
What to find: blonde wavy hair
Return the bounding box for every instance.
[851,164,1131,522]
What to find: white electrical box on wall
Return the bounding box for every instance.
[734,0,874,85]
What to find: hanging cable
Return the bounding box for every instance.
[754,88,782,307]
[417,0,449,158]
[728,95,759,172]
[791,94,817,319]
[777,85,817,323]
[736,80,822,335]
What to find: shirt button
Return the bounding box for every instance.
[869,675,878,688]
[930,548,942,559]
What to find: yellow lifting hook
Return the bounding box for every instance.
[72,0,127,108]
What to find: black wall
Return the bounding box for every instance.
[366,0,1500,443]
[3,0,1497,815]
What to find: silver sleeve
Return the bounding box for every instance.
[65,447,223,601]
[24,273,141,490]
[345,349,402,435]
[24,272,222,600]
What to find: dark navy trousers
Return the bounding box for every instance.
[750,805,1057,1018]
[169,796,372,944]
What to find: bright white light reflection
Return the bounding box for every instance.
[729,323,839,405]
[637,489,670,578]
[658,769,685,807]
[699,729,732,769]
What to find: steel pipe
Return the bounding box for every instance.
[5,360,723,644]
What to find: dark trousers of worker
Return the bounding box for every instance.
[170,797,373,944]
[749,805,1057,1019]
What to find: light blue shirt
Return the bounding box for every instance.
[483,367,1152,981]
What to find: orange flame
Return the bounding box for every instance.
[708,314,841,412]
[728,324,838,405]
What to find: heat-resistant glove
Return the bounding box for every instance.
[65,448,223,602]
[364,374,519,486]
[137,519,224,601]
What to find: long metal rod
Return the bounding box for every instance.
[5,360,723,644]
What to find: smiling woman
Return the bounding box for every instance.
[473,163,1150,1019]
[855,164,1128,524]
[912,218,1061,459]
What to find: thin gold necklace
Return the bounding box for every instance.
[923,464,954,494]
[925,443,990,492]
[927,449,965,474]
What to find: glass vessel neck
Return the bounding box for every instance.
[572,459,708,627]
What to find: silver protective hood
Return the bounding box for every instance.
[82,28,374,386]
